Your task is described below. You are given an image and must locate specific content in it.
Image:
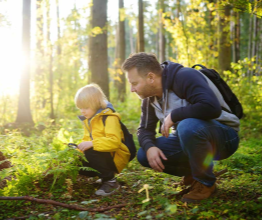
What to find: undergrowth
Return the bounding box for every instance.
[0,118,261,219]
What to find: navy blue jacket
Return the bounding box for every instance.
[137,61,222,153]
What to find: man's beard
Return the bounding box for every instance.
[135,87,154,100]
[135,93,144,100]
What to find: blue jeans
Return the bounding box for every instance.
[137,118,239,186]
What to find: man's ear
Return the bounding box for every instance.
[147,72,155,83]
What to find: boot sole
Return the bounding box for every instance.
[181,187,218,203]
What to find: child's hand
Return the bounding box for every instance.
[78,141,93,152]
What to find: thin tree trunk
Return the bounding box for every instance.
[36,0,44,60]
[90,0,109,98]
[16,0,34,125]
[252,15,258,58]
[206,0,216,67]
[117,0,126,102]
[177,0,190,66]
[138,0,145,52]
[218,5,231,74]
[56,0,61,55]
[87,4,92,84]
[46,0,55,121]
[250,15,259,78]
[55,0,62,117]
[247,15,253,78]
[73,3,79,89]
[129,25,134,54]
[159,0,166,63]
[49,47,55,121]
[232,11,240,63]
[256,17,261,76]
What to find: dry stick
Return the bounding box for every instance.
[0,196,127,212]
[214,168,228,177]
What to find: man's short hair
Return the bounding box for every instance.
[122,52,162,77]
[75,84,107,110]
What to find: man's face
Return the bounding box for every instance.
[127,68,155,99]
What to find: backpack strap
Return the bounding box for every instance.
[102,115,108,126]
[192,64,207,69]
[101,115,115,158]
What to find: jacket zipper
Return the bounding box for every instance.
[82,120,93,140]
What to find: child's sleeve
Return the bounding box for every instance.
[92,116,122,152]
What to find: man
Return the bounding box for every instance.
[122,52,240,203]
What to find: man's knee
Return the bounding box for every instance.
[177,118,205,139]
[137,148,150,167]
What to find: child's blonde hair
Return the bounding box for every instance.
[75,84,107,110]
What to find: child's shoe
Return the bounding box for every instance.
[95,178,120,196]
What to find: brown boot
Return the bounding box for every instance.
[174,175,194,187]
[181,175,194,186]
[181,181,217,203]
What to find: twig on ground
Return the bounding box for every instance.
[0,196,127,212]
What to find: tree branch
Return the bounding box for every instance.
[0,196,127,212]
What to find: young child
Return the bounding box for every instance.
[75,84,130,196]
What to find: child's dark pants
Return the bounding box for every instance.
[79,148,118,182]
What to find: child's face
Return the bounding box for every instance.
[80,107,97,119]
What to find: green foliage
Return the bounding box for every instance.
[224,57,262,135]
[164,0,219,68]
[0,1,261,218]
[0,121,88,196]
[219,0,262,17]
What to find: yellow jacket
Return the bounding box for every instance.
[81,108,130,173]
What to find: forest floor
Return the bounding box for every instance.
[0,125,262,219]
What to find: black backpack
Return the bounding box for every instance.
[102,115,137,161]
[192,64,243,119]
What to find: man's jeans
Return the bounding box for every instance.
[137,118,239,186]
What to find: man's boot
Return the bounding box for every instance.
[174,175,194,187]
[181,175,194,186]
[181,181,217,203]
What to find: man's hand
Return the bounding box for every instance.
[146,147,167,172]
[161,113,174,138]
[78,141,93,152]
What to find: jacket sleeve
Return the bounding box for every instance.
[170,68,221,123]
[137,98,159,153]
[92,116,122,152]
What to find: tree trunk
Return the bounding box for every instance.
[36,0,45,60]
[218,5,231,74]
[159,0,166,63]
[247,15,254,78]
[129,24,135,54]
[15,0,34,125]
[232,11,240,63]
[46,0,55,121]
[138,0,145,52]
[252,15,258,58]
[256,18,262,76]
[117,0,126,102]
[56,0,61,55]
[206,0,216,68]
[90,0,109,99]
